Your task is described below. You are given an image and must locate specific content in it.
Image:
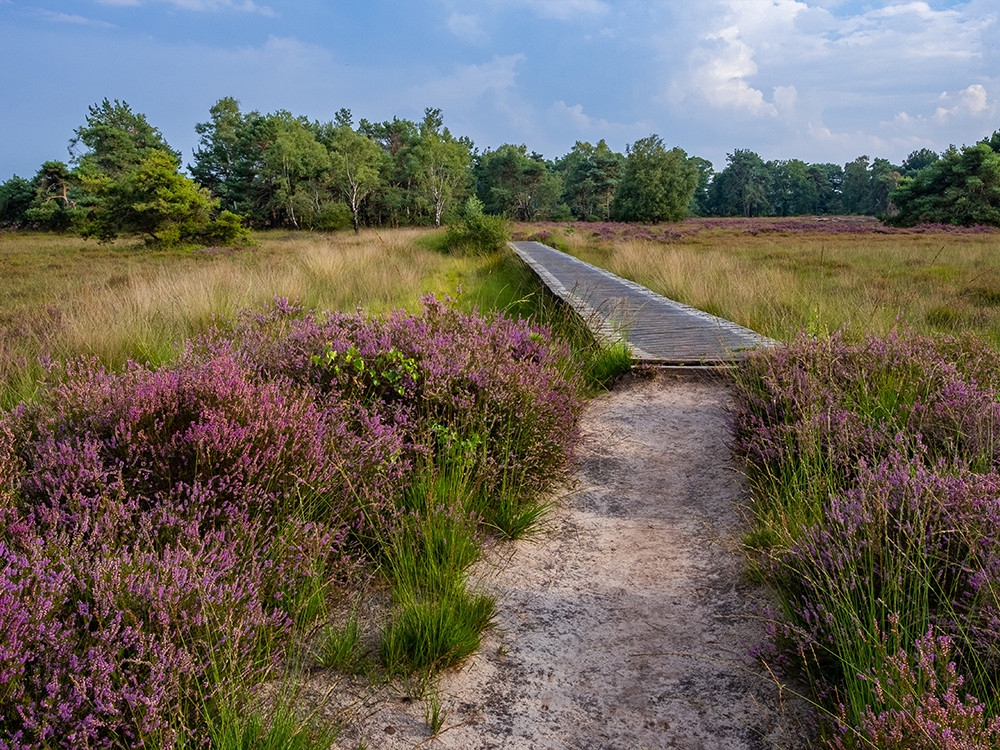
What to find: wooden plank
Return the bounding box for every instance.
[510,241,778,364]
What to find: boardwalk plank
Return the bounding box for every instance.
[510,241,778,365]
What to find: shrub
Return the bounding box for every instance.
[444,196,510,254]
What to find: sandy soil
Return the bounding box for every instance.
[317,369,812,749]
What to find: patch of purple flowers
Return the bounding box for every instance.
[0,295,582,748]
[732,328,1000,746]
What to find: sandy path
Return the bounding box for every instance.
[329,370,809,749]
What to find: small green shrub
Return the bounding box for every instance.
[444,196,510,254]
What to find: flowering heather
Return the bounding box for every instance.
[0,295,582,748]
[732,328,1000,745]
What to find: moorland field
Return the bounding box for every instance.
[3,219,1000,748]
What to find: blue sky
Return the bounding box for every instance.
[1,0,998,181]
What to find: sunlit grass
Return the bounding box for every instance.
[517,221,1000,345]
[0,228,481,407]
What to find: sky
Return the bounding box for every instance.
[1,0,998,181]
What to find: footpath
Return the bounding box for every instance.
[332,370,812,749]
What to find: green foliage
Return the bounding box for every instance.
[556,139,624,221]
[205,210,253,246]
[707,148,772,217]
[687,156,715,217]
[190,97,269,217]
[76,148,250,246]
[310,344,418,403]
[0,175,35,227]
[888,142,1000,227]
[24,161,81,231]
[319,613,363,672]
[412,108,473,227]
[444,196,510,254]
[474,144,562,220]
[204,701,338,750]
[77,149,218,245]
[71,98,180,177]
[313,201,353,231]
[900,147,940,177]
[766,158,819,216]
[327,124,387,233]
[611,134,698,222]
[261,119,331,229]
[380,588,495,677]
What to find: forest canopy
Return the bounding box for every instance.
[2,97,999,239]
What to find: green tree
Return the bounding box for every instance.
[0,175,35,227]
[70,99,180,178]
[687,156,714,217]
[707,149,771,217]
[611,135,697,222]
[900,148,939,177]
[870,157,901,216]
[411,108,472,227]
[841,155,874,214]
[557,140,624,221]
[888,142,1000,227]
[190,97,265,216]
[358,115,421,225]
[766,159,819,216]
[808,163,844,214]
[77,149,248,246]
[328,124,386,233]
[260,118,330,229]
[475,144,561,221]
[24,161,81,231]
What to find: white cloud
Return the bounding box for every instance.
[773,84,797,115]
[933,84,994,122]
[37,10,118,28]
[446,12,486,42]
[682,24,777,116]
[94,0,274,14]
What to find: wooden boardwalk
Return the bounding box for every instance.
[510,241,778,365]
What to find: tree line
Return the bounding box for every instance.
[2,97,999,242]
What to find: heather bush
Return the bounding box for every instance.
[732,328,1000,746]
[0,294,582,747]
[197,294,582,521]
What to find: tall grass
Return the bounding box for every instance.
[732,329,1000,747]
[516,219,1000,344]
[0,229,478,407]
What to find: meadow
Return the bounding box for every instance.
[5,220,1000,748]
[517,217,1000,344]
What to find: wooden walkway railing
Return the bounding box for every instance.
[510,241,778,365]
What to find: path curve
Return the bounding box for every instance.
[331,371,811,749]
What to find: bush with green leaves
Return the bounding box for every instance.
[444,196,510,254]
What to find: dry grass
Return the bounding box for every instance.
[0,228,471,407]
[521,222,1000,343]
